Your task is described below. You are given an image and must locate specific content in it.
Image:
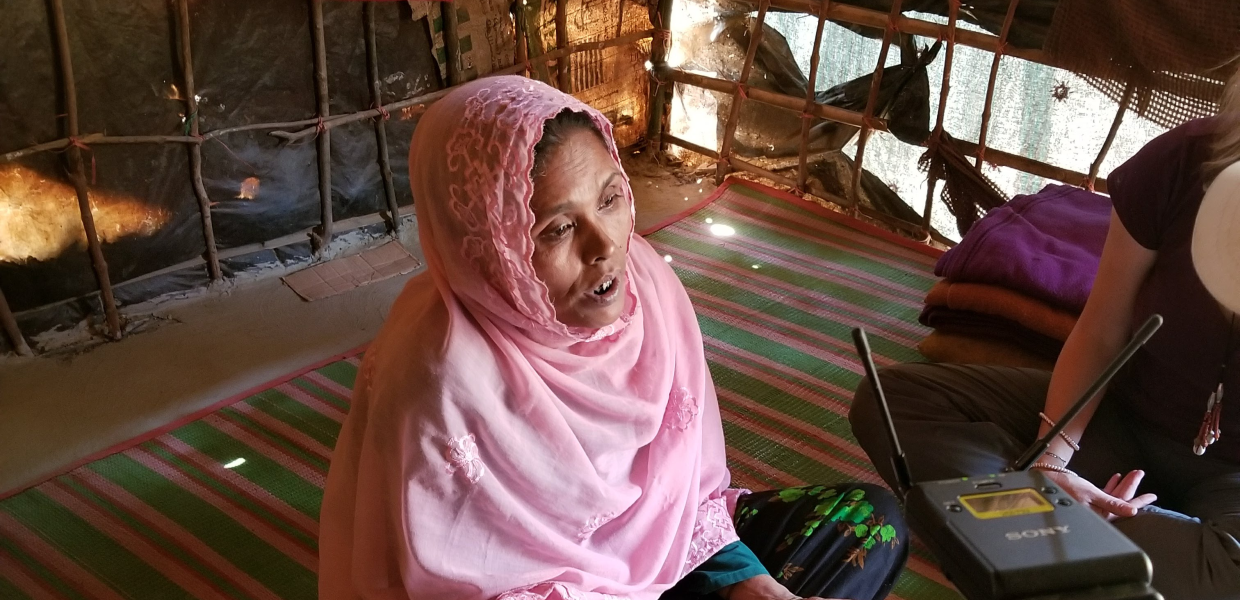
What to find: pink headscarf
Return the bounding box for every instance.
[318,76,741,600]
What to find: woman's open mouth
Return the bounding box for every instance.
[585,272,623,305]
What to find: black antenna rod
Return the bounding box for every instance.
[852,327,914,497]
[1010,314,1163,472]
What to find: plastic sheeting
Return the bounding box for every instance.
[0,0,438,318]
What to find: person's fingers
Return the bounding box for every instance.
[1111,470,1146,500]
[1129,493,1157,510]
[1102,473,1121,495]
[1092,493,1139,519]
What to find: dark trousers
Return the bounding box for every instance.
[663,483,909,600]
[848,362,1240,600]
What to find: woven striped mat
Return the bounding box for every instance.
[0,180,959,600]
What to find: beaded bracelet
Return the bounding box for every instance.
[1038,412,1082,451]
[1042,450,1070,465]
[1030,462,1077,477]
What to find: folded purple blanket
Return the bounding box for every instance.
[935,184,1111,312]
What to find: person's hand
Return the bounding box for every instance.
[716,574,839,600]
[1039,469,1157,521]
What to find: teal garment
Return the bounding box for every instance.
[679,541,769,594]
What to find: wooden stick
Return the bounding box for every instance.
[973,0,1020,170]
[3,30,658,160]
[520,0,553,84]
[0,285,32,356]
[671,67,1105,193]
[269,30,655,143]
[1087,80,1134,191]
[442,1,464,86]
[177,0,222,282]
[309,0,333,254]
[665,135,958,248]
[364,2,400,234]
[922,0,959,229]
[645,0,675,147]
[615,0,625,38]
[48,0,122,340]
[665,68,880,130]
[1,134,203,162]
[515,1,530,77]
[555,0,571,92]
[716,0,770,185]
[758,0,1044,65]
[849,0,903,204]
[796,0,830,193]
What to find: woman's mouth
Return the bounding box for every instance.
[585,273,623,305]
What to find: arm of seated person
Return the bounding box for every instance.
[1038,210,1158,519]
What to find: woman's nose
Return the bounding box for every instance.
[581,219,617,264]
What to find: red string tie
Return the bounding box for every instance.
[862,116,884,131]
[373,104,391,122]
[66,136,96,185]
[885,19,900,37]
[736,83,748,100]
[799,110,815,121]
[315,117,328,137]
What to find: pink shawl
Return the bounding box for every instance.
[318,76,741,600]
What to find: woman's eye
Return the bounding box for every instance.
[547,223,572,239]
[602,193,620,209]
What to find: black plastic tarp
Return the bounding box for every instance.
[0,0,436,318]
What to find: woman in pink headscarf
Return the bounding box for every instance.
[318,76,908,600]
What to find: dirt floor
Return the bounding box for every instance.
[0,152,716,495]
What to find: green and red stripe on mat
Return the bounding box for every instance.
[0,180,959,600]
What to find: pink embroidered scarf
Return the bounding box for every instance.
[318,76,740,600]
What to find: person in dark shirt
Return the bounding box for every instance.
[849,66,1240,600]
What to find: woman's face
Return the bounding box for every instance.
[529,128,632,329]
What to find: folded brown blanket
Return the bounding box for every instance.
[918,330,1056,372]
[920,306,1064,359]
[923,280,1077,342]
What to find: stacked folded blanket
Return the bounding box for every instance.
[918,184,1112,370]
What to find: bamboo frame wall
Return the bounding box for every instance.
[0,0,651,356]
[655,0,1129,244]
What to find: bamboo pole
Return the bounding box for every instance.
[1,135,202,162]
[4,30,656,160]
[555,0,571,92]
[363,2,401,234]
[664,68,880,130]
[615,0,626,38]
[309,0,333,254]
[0,286,32,356]
[849,0,903,203]
[715,0,770,185]
[48,0,122,340]
[973,0,1019,171]
[442,1,465,85]
[922,0,959,230]
[665,135,956,247]
[1086,80,1134,191]
[515,2,530,77]
[796,0,830,193]
[176,0,222,282]
[645,0,675,148]
[757,0,1044,65]
[269,30,655,142]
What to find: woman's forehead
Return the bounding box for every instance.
[530,133,622,211]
